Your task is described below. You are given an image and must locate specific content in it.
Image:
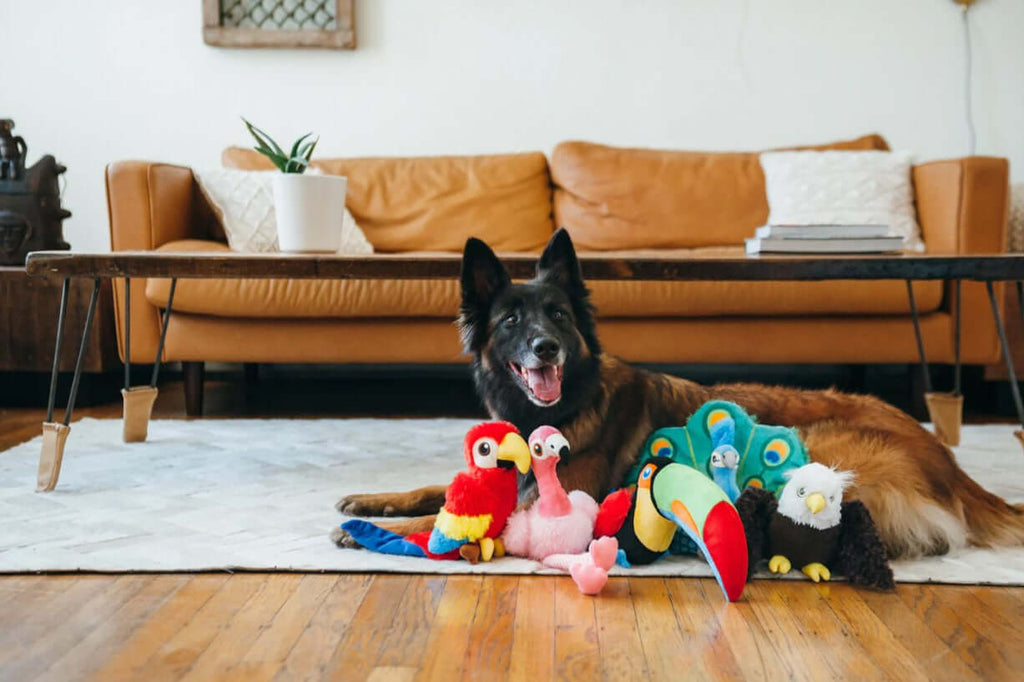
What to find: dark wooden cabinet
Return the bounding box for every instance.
[0,266,118,372]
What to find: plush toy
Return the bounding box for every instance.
[502,426,599,560]
[636,400,809,495]
[609,456,748,602]
[426,421,532,562]
[340,421,531,563]
[543,536,620,596]
[736,462,894,589]
[501,425,627,595]
[709,416,741,502]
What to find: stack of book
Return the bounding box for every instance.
[744,225,904,255]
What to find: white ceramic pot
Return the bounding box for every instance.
[272,173,348,252]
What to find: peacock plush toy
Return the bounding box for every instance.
[627,400,810,557]
[634,400,809,498]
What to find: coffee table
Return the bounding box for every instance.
[24,250,1024,491]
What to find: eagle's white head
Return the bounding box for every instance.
[777,462,854,530]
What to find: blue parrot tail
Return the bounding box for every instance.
[340,520,426,558]
[427,527,466,555]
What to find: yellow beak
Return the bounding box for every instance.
[497,432,532,474]
[806,492,826,514]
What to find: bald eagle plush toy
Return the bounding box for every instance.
[736,462,894,590]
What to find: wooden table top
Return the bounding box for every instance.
[24,250,1024,281]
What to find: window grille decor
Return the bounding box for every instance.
[203,0,355,49]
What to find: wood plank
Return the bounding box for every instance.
[1,575,147,681]
[367,667,418,682]
[0,575,123,664]
[968,585,1024,627]
[26,250,1024,282]
[33,574,187,682]
[375,576,446,669]
[764,581,882,679]
[86,573,230,682]
[414,576,482,682]
[508,576,556,682]
[216,575,339,682]
[859,586,982,682]
[271,574,374,682]
[553,575,599,682]
[819,585,930,682]
[593,578,647,682]
[744,581,835,681]
[131,573,268,680]
[321,575,411,681]
[665,578,745,681]
[922,585,1024,671]
[461,575,518,682]
[699,580,790,682]
[899,584,1017,679]
[178,573,302,681]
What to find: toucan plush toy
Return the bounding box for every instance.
[613,456,749,602]
[736,462,894,590]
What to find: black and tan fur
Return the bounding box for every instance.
[335,229,1024,559]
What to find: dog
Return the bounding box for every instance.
[334,228,1024,559]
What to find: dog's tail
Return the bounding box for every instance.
[955,465,1024,548]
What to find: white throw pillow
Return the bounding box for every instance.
[759,150,922,250]
[194,168,374,254]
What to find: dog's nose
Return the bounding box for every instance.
[532,337,561,361]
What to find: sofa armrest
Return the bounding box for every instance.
[106,161,219,363]
[914,156,1009,255]
[913,157,1010,364]
[106,161,215,250]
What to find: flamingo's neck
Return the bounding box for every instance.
[534,458,572,517]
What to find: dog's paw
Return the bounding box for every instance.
[329,526,363,549]
[335,493,398,517]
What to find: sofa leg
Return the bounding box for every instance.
[183,362,205,417]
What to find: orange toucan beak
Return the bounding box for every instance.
[497,432,531,474]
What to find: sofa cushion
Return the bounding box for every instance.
[145,240,942,319]
[221,148,554,253]
[550,134,890,251]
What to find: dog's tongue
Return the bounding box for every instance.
[527,366,562,402]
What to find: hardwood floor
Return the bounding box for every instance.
[2,377,1024,681]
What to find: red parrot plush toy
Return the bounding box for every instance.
[424,421,531,562]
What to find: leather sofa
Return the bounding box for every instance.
[106,134,1011,414]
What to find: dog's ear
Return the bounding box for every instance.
[537,228,601,355]
[459,237,510,352]
[536,228,585,293]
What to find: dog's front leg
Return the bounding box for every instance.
[559,450,612,501]
[335,485,448,517]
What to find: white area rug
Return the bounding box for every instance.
[2,418,1024,584]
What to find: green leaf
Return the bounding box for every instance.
[253,146,289,171]
[288,133,312,161]
[302,137,319,162]
[242,117,286,158]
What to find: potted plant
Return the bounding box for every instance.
[242,118,346,252]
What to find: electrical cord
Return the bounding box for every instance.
[962,5,976,156]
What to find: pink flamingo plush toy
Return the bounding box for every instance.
[502,426,619,595]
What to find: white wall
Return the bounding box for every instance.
[5,0,1022,253]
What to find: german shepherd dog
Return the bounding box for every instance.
[335,229,1024,559]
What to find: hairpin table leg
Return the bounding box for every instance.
[906,280,932,393]
[924,280,964,446]
[122,278,176,442]
[37,278,100,492]
[986,281,1024,449]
